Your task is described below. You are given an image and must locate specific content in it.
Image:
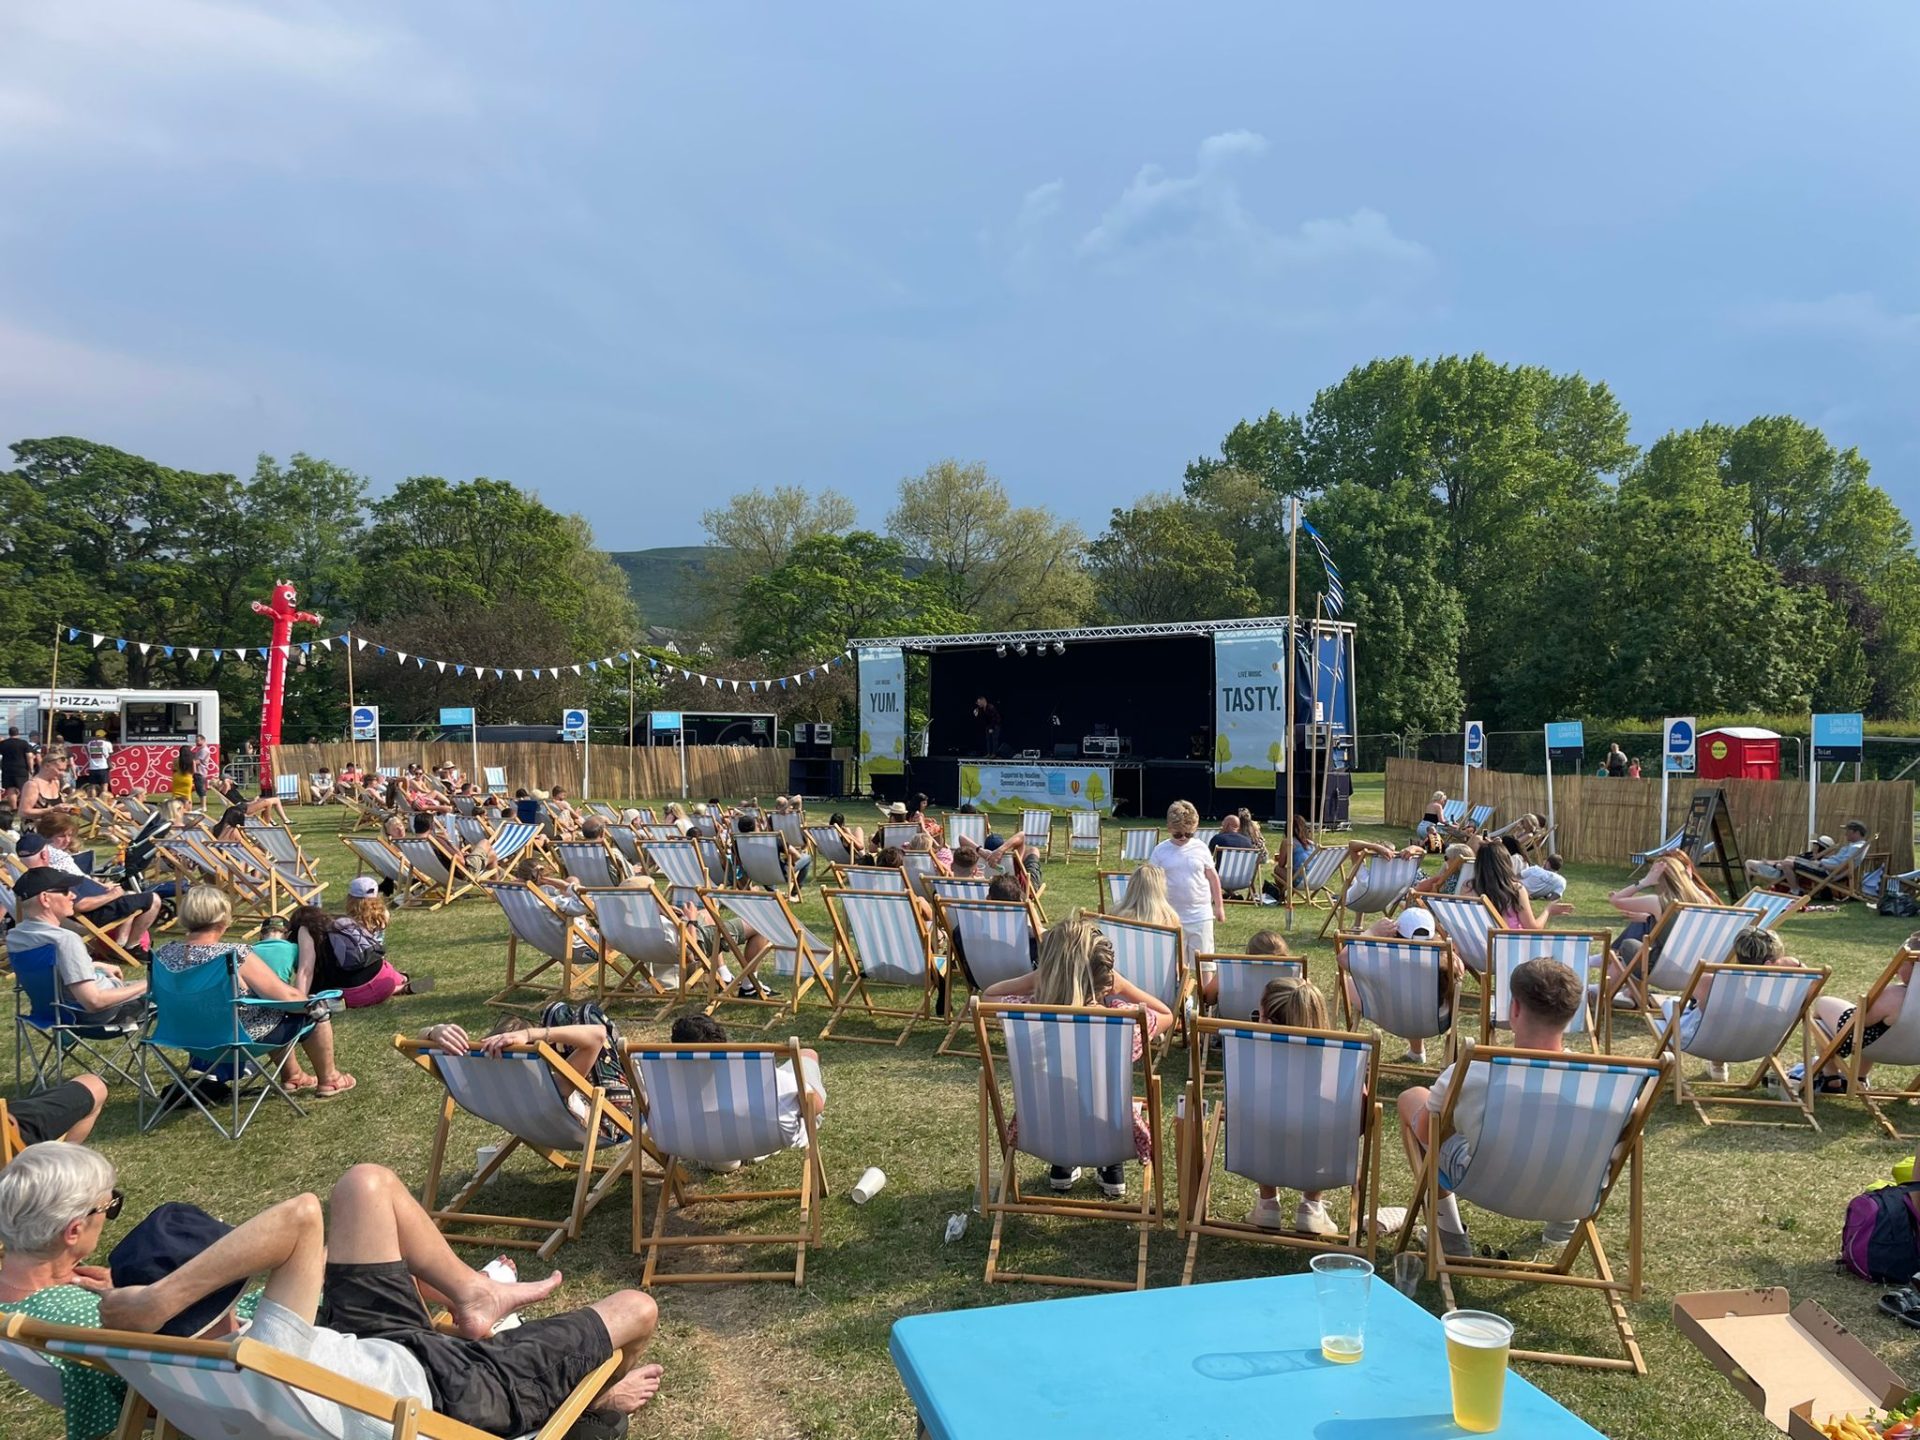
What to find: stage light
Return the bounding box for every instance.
[1014,642,1028,656]
[1052,641,1065,655]
[996,644,1007,657]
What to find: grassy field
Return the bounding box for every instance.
[5,778,1919,1440]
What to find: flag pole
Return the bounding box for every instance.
[1284,497,1299,915]
[1311,592,1325,832]
[44,623,61,748]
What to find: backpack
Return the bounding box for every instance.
[1881,887,1920,920]
[1840,1180,1920,1282]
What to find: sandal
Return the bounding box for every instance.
[314,1073,358,1098]
[1881,1288,1920,1328]
[284,1074,320,1093]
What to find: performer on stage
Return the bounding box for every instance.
[973,696,1001,755]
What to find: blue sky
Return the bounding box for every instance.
[3,1,1917,549]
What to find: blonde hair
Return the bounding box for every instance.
[345,894,390,933]
[1731,927,1786,966]
[1032,919,1115,1007]
[1108,863,1179,929]
[1430,790,1446,805]
[1166,800,1200,838]
[1654,858,1717,908]
[179,885,234,932]
[1260,977,1329,1030]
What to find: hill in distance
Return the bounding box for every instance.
[608,546,723,633]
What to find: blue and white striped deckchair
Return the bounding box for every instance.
[484,881,597,1008]
[1068,812,1102,863]
[395,1037,642,1260]
[1630,825,1708,869]
[633,807,657,825]
[579,886,694,1012]
[948,813,988,849]
[453,794,477,817]
[1658,962,1828,1128]
[645,838,710,909]
[625,1037,825,1286]
[377,766,399,780]
[688,814,718,838]
[1810,947,1920,1137]
[484,765,508,793]
[900,849,940,897]
[1294,844,1350,909]
[772,811,805,853]
[1734,888,1805,932]
[695,834,728,886]
[1021,810,1054,859]
[1215,846,1261,902]
[434,813,466,851]
[831,863,908,893]
[1467,803,1494,831]
[0,1317,66,1410]
[393,836,478,909]
[700,889,835,1023]
[206,840,322,918]
[976,1004,1163,1291]
[639,823,682,844]
[1194,828,1218,852]
[606,823,642,865]
[1099,871,1131,911]
[821,889,943,1045]
[1337,936,1456,1074]
[586,802,619,823]
[1483,930,1607,1048]
[1604,902,1764,1047]
[272,772,300,803]
[486,820,540,868]
[1181,1018,1381,1279]
[880,823,920,851]
[1424,893,1502,977]
[453,813,492,849]
[244,823,315,882]
[1442,800,1467,827]
[928,875,992,907]
[1207,953,1308,1028]
[736,832,800,897]
[1400,1045,1669,1372]
[1120,828,1159,864]
[806,825,853,865]
[1090,913,1188,1024]
[937,897,1038,1055]
[1321,853,1423,938]
[556,841,619,888]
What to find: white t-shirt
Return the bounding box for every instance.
[1149,837,1217,926]
[775,1055,826,1149]
[245,1298,432,1440]
[1426,1059,1490,1156]
[1520,864,1566,900]
[84,739,112,770]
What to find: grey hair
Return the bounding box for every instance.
[0,1143,117,1256]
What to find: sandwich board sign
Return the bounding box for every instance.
[1663,717,1696,776]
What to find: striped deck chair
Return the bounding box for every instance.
[1321,853,1423,938]
[273,772,301,803]
[900,849,940,899]
[805,825,853,866]
[433,813,465,851]
[206,840,322,920]
[639,823,683,844]
[700,889,836,1024]
[1215,846,1262,904]
[120,794,155,826]
[1441,800,1467,827]
[555,841,619,888]
[1482,930,1608,1052]
[633,807,658,825]
[486,820,541,870]
[688,814,718,838]
[1423,893,1501,978]
[820,889,943,1045]
[579,886,696,1014]
[695,834,728,887]
[1336,935,1457,1077]
[453,794,477,817]
[645,838,710,909]
[1179,1017,1381,1280]
[1657,963,1828,1128]
[1067,812,1102,863]
[1396,1045,1670,1372]
[377,766,400,779]
[483,881,597,1009]
[1120,828,1159,864]
[1293,844,1350,910]
[936,896,1038,1056]
[880,823,920,851]
[1809,946,1920,1137]
[0,1314,88,1431]
[586,802,619,823]
[1097,871,1130,911]
[452,813,492,849]
[948,813,987,849]
[928,875,991,907]
[1467,803,1494,831]
[736,831,801,899]
[1601,902,1764,1049]
[392,836,479,910]
[395,1036,661,1261]
[1629,824,1688,870]
[244,823,318,883]
[976,1003,1164,1291]
[831,862,908,893]
[1194,828,1218,852]
[1206,952,1308,1027]
[484,765,508,793]
[1734,887,1806,931]
[772,811,806,853]
[623,1036,827,1286]
[1089,914,1188,1037]
[1021,810,1054,859]
[341,835,411,892]
[605,823,642,865]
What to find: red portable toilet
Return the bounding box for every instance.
[1698,726,1781,780]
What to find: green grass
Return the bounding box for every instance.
[4,781,1916,1440]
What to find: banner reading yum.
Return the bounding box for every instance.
[858,646,906,777]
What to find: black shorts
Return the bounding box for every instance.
[86,769,110,788]
[318,1261,614,1436]
[80,892,153,926]
[9,1079,97,1143]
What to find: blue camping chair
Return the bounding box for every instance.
[10,936,149,1095]
[136,949,340,1140]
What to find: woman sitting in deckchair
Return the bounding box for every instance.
[1247,977,1351,1237]
[419,1004,634,1139]
[1664,926,1808,1084]
[1412,842,1474,898]
[1466,842,1571,930]
[1598,851,1719,1007]
[1808,931,1916,1094]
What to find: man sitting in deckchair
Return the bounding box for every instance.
[1745,821,1868,895]
[1396,959,1585,1256]
[667,1013,826,1143]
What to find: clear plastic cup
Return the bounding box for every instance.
[1444,1309,1514,1432]
[1309,1253,1373,1364]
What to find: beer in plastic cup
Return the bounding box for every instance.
[1444,1309,1514,1432]
[1309,1253,1373,1364]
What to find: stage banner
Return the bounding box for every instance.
[959,762,1113,815]
[858,646,906,777]
[1213,627,1289,787]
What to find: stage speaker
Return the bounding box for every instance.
[793,724,833,760]
[1053,742,1079,760]
[787,758,842,797]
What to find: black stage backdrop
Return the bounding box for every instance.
[927,635,1213,762]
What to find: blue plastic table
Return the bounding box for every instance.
[890,1275,1607,1438]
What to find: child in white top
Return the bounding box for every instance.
[1148,800,1223,962]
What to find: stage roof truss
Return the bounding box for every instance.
[850,617,1354,651]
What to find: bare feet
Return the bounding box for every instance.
[599,1364,665,1415]
[449,1268,564,1339]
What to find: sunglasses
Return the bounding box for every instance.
[86,1190,125,1222]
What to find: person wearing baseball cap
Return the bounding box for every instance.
[1395,907,1436,940]
[10,866,150,1027]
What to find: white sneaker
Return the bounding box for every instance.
[1294,1201,1340,1237]
[1248,1197,1285,1231]
[1367,1206,1411,1239]
[1399,1044,1427,1065]
[1705,1062,1730,1083]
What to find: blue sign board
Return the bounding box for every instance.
[1544,720,1584,754]
[350,705,379,740]
[649,711,683,731]
[1813,712,1865,763]
[561,709,589,742]
[1463,719,1485,770]
[1664,716,1697,775]
[438,707,475,727]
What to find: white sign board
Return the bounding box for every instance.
[1663,716,1697,776]
[350,705,379,741]
[562,709,589,743]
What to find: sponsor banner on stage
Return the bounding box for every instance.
[1213,627,1288,788]
[959,762,1113,815]
[858,646,906,776]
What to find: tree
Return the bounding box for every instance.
[886,460,1092,629]
[1086,496,1262,623]
[695,486,857,640]
[734,532,970,669]
[1186,410,1307,496]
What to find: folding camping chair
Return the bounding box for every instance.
[1808,946,1920,1137]
[623,1036,828,1286]
[9,932,148,1095]
[1098,870,1130,911]
[136,951,338,1140]
[1067,812,1102,864]
[820,888,943,1045]
[1021,810,1054,860]
[700,889,837,1024]
[555,840,620,888]
[392,836,480,910]
[1734,887,1806,931]
[936,897,1040,1055]
[1320,853,1422,938]
[1600,902,1763,1049]
[736,831,802,899]
[1482,930,1608,1052]
[1655,963,1828,1128]
[483,881,598,1009]
[578,886,699,1015]
[1336,934,1458,1078]
[976,1002,1164,1291]
[1424,892,1501,979]
[484,765,509,794]
[1179,1015,1381,1280]
[805,825,853,866]
[645,838,711,909]
[395,1035,665,1260]
[1214,846,1262,904]
[1120,828,1158,864]
[948,813,988,850]
[1395,1045,1670,1372]
[830,862,909,893]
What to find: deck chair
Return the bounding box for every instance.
[1467,803,1495,832]
[1205,952,1308,1027]
[1656,963,1827,1128]
[483,881,597,1009]
[136,951,337,1140]
[700,889,836,1024]
[555,841,619,888]
[1293,844,1351,910]
[736,831,801,898]
[1630,825,1688,870]
[880,823,920,851]
[1098,871,1131,911]
[900,849,940,898]
[771,811,806,854]
[1395,1045,1670,1372]
[485,820,542,870]
[1179,1016,1381,1280]
[1600,902,1763,1049]
[976,1002,1164,1291]
[937,897,1039,1055]
[927,875,992,910]
[451,813,492,849]
[1482,930,1607,1052]
[342,835,412,893]
[1424,893,1501,979]
[638,823,681,844]
[1797,838,1875,905]
[623,1036,827,1286]
[805,824,853,865]
[820,888,943,1045]
[1120,828,1158,864]
[586,802,619,823]
[393,836,480,910]
[453,794,477,817]
[484,765,508,794]
[694,834,728,887]
[396,1036,661,1261]
[1067,813,1102,863]
[1808,947,1920,1137]
[1321,853,1422,938]
[645,838,710,909]
[1020,810,1054,859]
[1089,913,1189,1047]
[603,823,641,866]
[1734,887,1805,931]
[1337,934,1458,1078]
[633,807,658,825]
[245,823,319,883]
[9,932,148,1094]
[831,862,909,893]
[579,886,697,1015]
[0,1313,96,1433]
[205,840,323,923]
[1214,846,1261,903]
[1441,800,1467,827]
[273,773,301,803]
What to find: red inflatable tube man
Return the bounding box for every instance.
[251,580,322,785]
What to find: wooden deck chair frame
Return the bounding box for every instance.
[830,862,910,893]
[341,834,414,895]
[1734,887,1806,931]
[1292,844,1352,912]
[555,840,620,889]
[1066,812,1102,864]
[1335,933,1459,1079]
[482,881,596,1010]
[1086,911,1190,1057]
[1795,837,1877,905]
[933,895,1042,1056]
[1178,1015,1382,1281]
[1654,961,1828,1129]
[975,1001,1164,1292]
[1599,902,1765,1050]
[577,886,695,1017]
[199,839,309,925]
[1394,1044,1670,1373]
[621,1037,827,1286]
[1319,853,1421,939]
[1214,845,1263,905]
[226,830,327,906]
[1808,945,1920,1138]
[819,888,942,1046]
[392,836,481,910]
[698,888,837,1026]
[735,831,802,899]
[244,822,320,883]
[1,1311,159,1440]
[1480,929,1609,1053]
[805,824,854,866]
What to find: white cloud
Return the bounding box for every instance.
[1014,180,1066,231]
[1740,292,1920,343]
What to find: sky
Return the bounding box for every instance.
[2,1,1918,550]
